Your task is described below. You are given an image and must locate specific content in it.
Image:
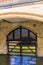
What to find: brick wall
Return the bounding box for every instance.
[0,19,43,56]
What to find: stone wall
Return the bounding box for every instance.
[0,19,43,57]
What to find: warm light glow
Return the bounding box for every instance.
[0,1,43,22]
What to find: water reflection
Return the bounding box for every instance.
[10,56,36,65]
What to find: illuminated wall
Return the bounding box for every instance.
[0,19,43,56]
[0,18,43,65]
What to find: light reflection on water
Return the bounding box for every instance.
[10,56,36,65]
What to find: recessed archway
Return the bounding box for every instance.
[7,26,37,65]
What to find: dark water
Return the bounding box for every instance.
[10,56,36,65]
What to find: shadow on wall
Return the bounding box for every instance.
[0,54,9,65]
[37,57,43,65]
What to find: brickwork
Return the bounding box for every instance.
[0,19,43,56]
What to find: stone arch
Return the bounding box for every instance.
[7,24,37,37]
[7,26,37,40]
[7,25,37,54]
[7,25,37,65]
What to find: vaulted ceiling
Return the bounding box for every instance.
[0,1,43,22]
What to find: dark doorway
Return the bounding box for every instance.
[7,26,37,65]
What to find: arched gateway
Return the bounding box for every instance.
[7,26,37,65]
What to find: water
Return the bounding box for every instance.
[10,56,36,65]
